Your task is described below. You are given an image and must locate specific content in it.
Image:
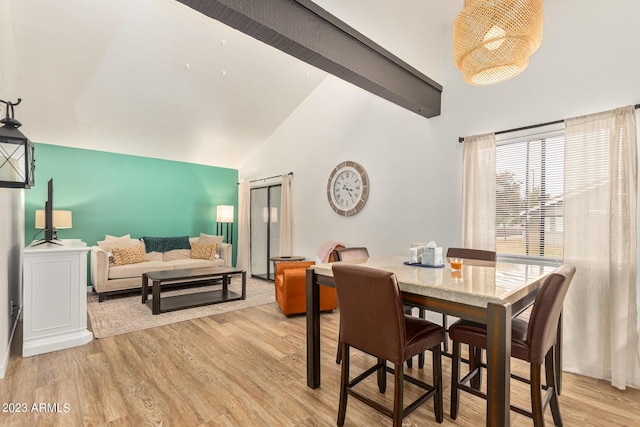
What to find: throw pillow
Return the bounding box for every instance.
[112,244,145,266]
[190,242,217,261]
[97,236,139,253]
[141,237,164,253]
[105,234,131,240]
[163,236,191,251]
[141,236,191,253]
[198,233,224,246]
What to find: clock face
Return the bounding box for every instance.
[327,161,369,216]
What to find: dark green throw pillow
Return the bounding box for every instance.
[141,236,191,253]
[141,236,164,253]
[163,236,191,251]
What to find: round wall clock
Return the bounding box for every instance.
[327,161,369,216]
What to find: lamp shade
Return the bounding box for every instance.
[216,205,234,223]
[453,0,543,86]
[35,210,73,229]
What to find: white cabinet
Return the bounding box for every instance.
[23,240,93,357]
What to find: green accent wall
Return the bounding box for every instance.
[24,143,238,265]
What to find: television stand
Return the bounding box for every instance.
[23,239,93,356]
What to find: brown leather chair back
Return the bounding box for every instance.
[446,247,497,261]
[328,244,345,262]
[527,264,576,363]
[332,264,405,364]
[333,247,370,262]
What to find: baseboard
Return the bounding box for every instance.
[87,285,93,293]
[0,306,22,379]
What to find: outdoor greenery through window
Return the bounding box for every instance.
[496,133,564,260]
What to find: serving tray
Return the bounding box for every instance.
[403,261,445,268]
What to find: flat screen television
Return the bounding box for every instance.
[33,178,61,246]
[44,178,54,242]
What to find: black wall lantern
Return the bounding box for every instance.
[0,98,35,189]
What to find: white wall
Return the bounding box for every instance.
[0,189,24,378]
[0,0,23,379]
[240,76,461,258]
[239,0,640,261]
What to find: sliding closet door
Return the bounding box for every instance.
[250,185,281,280]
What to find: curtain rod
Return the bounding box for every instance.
[458,104,640,143]
[237,171,293,185]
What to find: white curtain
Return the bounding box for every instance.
[279,174,293,255]
[563,105,640,389]
[461,132,496,250]
[236,181,251,276]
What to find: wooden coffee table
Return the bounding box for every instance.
[142,267,246,315]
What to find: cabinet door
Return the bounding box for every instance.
[24,252,82,338]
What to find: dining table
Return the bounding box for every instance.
[305,254,555,427]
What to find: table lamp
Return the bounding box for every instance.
[35,209,72,239]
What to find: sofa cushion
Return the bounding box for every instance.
[108,261,170,280]
[163,249,191,262]
[145,251,163,262]
[112,244,146,266]
[199,233,224,246]
[190,242,217,260]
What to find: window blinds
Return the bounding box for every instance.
[495,134,564,260]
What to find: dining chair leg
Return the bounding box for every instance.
[530,362,545,427]
[419,308,426,369]
[393,363,404,427]
[469,346,482,390]
[377,357,387,393]
[337,343,349,426]
[546,349,563,426]
[336,330,343,364]
[442,313,449,353]
[432,345,444,423]
[555,312,563,395]
[450,340,461,420]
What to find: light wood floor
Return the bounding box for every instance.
[2,301,640,426]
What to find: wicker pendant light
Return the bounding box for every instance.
[453,0,543,86]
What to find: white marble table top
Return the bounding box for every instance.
[311,254,555,308]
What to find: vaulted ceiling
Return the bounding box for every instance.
[5,0,461,169]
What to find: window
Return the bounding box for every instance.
[495,133,564,260]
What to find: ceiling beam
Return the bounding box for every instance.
[176,0,442,118]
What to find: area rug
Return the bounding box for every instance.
[87,277,275,338]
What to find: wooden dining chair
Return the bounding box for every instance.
[331,246,370,263]
[448,264,576,426]
[333,247,422,367]
[332,264,445,426]
[442,248,497,355]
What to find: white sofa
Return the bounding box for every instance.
[90,234,232,302]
